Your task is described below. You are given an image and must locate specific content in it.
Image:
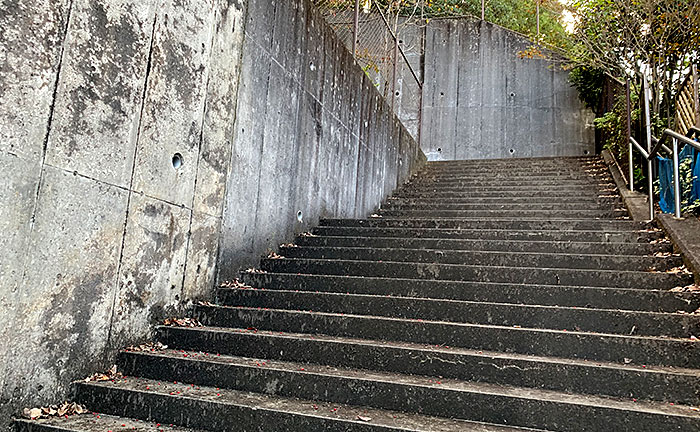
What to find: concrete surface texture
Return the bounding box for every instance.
[216,0,425,280]
[420,19,595,161]
[0,0,424,427]
[322,12,424,142]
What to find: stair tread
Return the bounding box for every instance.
[196,305,700,343]
[121,348,700,418]
[14,413,203,432]
[157,326,700,377]
[79,378,542,432]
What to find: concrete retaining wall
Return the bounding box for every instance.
[0,0,424,426]
[420,20,594,161]
[217,0,425,280]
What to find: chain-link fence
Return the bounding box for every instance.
[312,1,561,104]
[313,0,424,104]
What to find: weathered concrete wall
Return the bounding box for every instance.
[217,0,425,279]
[322,12,424,142]
[0,0,247,426]
[421,19,595,160]
[0,0,424,426]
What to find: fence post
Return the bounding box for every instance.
[643,74,655,220]
[481,0,485,20]
[626,79,633,191]
[353,0,360,57]
[693,64,699,127]
[393,34,399,110]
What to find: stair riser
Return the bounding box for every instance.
[218,289,698,337]
[377,210,627,219]
[392,191,616,199]
[295,236,671,256]
[319,219,644,232]
[117,352,700,432]
[408,180,614,189]
[240,272,700,313]
[74,384,395,432]
[278,247,677,272]
[156,327,700,405]
[421,171,608,178]
[311,227,662,243]
[398,185,617,194]
[193,306,700,368]
[382,203,619,212]
[386,196,623,205]
[258,259,691,289]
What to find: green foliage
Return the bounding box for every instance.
[679,157,700,215]
[593,90,639,165]
[568,66,604,113]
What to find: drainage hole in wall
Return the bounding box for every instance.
[437,147,442,152]
[395,91,400,96]
[509,148,515,154]
[583,150,590,155]
[440,92,444,96]
[510,92,516,97]
[172,153,183,169]
[297,211,303,223]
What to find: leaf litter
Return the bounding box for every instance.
[22,402,87,420]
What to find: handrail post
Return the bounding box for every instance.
[353,0,360,57]
[643,74,654,220]
[626,79,633,191]
[693,64,699,128]
[672,137,681,218]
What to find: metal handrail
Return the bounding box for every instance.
[628,75,700,219]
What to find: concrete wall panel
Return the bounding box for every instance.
[218,0,425,280]
[421,19,595,160]
[108,194,190,350]
[0,0,71,162]
[131,0,216,206]
[3,167,128,418]
[44,0,157,187]
[193,0,247,216]
[0,154,41,399]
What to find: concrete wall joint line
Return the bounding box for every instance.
[105,9,160,355]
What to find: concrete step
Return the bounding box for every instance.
[74,378,534,432]
[217,287,698,337]
[376,209,628,219]
[157,327,700,405]
[278,245,680,272]
[416,171,612,180]
[386,196,623,205]
[424,157,601,168]
[310,226,664,243]
[381,202,620,212]
[193,305,700,368]
[391,190,616,199]
[398,184,617,194]
[257,258,692,289]
[319,218,645,232]
[115,349,700,431]
[294,235,671,256]
[240,272,700,313]
[409,177,614,187]
[14,414,204,432]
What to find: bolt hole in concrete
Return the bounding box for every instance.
[172,153,183,169]
[395,91,400,96]
[509,148,515,154]
[437,148,442,152]
[297,211,303,223]
[584,150,590,155]
[510,92,516,97]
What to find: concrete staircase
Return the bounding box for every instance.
[17,156,700,432]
